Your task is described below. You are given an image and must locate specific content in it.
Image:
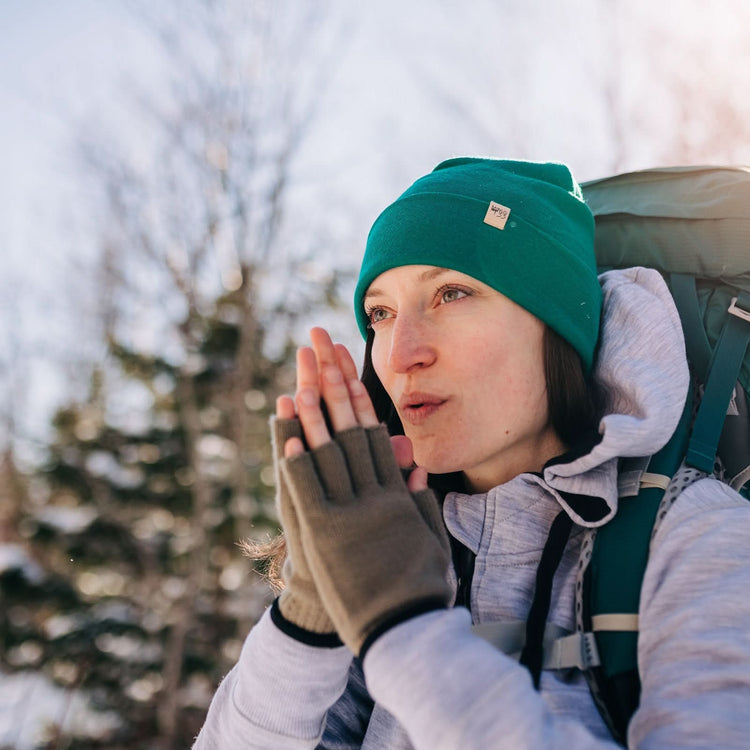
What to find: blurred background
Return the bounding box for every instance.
[1,0,749,747]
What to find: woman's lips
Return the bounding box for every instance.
[398,393,448,425]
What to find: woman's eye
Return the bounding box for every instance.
[439,287,468,304]
[367,307,391,326]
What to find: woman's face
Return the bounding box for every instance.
[365,265,565,491]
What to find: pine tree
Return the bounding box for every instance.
[0,270,303,748]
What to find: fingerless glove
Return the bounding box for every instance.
[282,424,452,656]
[271,416,337,637]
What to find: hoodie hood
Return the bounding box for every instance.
[539,266,690,527]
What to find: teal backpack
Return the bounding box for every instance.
[577,166,750,743]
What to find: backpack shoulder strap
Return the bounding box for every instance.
[685,290,750,474]
[578,393,694,744]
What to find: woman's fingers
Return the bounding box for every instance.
[276,395,305,458]
[310,328,359,433]
[390,434,427,492]
[294,346,332,449]
[291,327,381,452]
[407,466,428,493]
[284,436,305,458]
[276,395,296,420]
[334,344,379,428]
[389,435,414,468]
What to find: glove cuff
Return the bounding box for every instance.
[271,598,343,648]
[278,587,338,635]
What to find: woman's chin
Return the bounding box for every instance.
[413,447,462,477]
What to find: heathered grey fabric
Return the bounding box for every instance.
[193,268,750,749]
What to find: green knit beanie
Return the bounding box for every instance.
[354,157,601,371]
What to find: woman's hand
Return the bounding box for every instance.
[278,328,452,656]
[272,328,422,638]
[283,327,428,493]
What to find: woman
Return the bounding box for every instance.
[194,158,750,748]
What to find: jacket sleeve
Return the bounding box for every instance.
[361,480,750,750]
[362,607,622,750]
[192,607,354,749]
[629,478,750,748]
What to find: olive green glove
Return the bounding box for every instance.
[281,424,452,656]
[270,416,336,635]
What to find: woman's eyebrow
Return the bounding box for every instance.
[363,267,452,301]
[418,266,452,283]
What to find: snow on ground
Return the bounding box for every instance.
[0,670,120,749]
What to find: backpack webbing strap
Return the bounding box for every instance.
[670,274,712,381]
[638,473,670,491]
[472,620,601,670]
[592,613,639,631]
[687,292,750,473]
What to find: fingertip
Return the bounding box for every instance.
[390,435,414,468]
[276,395,296,419]
[407,466,428,493]
[310,327,332,347]
[284,436,305,458]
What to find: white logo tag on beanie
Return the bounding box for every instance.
[484,201,511,230]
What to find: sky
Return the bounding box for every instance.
[1,1,160,272]
[4,0,750,272]
[4,0,750,263]
[0,0,165,448]
[2,0,750,447]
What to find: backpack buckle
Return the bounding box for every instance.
[728,296,750,323]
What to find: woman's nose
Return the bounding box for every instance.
[387,313,437,373]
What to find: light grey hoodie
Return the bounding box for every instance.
[193,268,750,749]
